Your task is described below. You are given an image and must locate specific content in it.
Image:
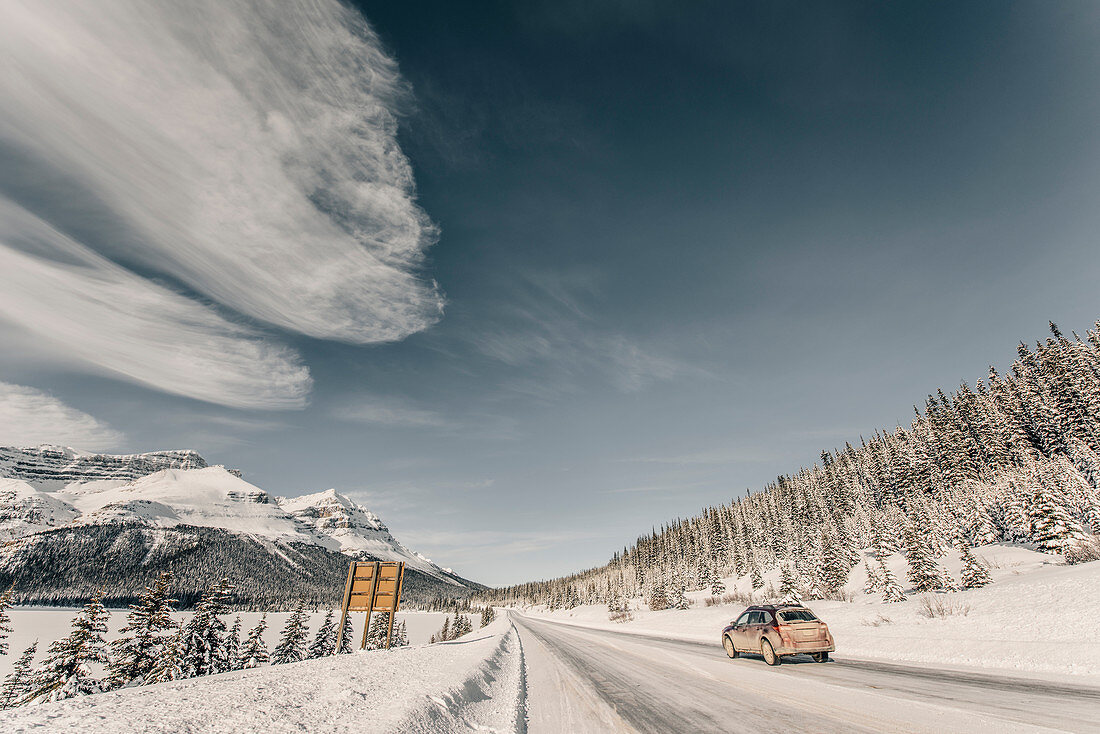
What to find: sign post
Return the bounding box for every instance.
[334,560,406,652]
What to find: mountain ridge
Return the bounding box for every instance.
[0,444,479,606]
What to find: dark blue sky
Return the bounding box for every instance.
[2,1,1099,584]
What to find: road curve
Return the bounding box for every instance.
[511,612,1100,734]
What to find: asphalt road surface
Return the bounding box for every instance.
[511,613,1100,734]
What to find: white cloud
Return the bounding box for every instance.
[333,395,454,429]
[0,202,311,409]
[0,0,440,405]
[0,382,123,450]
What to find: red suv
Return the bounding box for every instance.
[721,604,835,666]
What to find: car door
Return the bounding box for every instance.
[730,611,753,651]
[745,611,766,652]
[754,610,774,652]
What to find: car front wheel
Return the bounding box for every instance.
[811,652,829,663]
[723,635,738,659]
[761,639,781,666]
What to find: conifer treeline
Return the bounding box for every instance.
[0,573,408,709]
[486,321,1100,609]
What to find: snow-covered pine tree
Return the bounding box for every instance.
[480,606,495,628]
[180,578,233,677]
[0,641,36,708]
[648,579,669,611]
[0,583,13,655]
[779,563,800,602]
[862,560,881,595]
[710,570,727,597]
[879,557,905,603]
[960,545,992,589]
[452,613,472,639]
[903,520,943,593]
[391,621,408,647]
[439,616,451,642]
[817,526,851,595]
[223,616,242,672]
[271,605,309,664]
[363,613,389,651]
[338,613,354,654]
[145,627,185,684]
[25,593,109,703]
[307,610,336,659]
[749,566,764,592]
[239,615,270,669]
[1029,484,1089,554]
[145,625,185,682]
[106,571,178,688]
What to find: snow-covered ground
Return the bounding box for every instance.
[0,618,523,733]
[0,608,451,679]
[521,545,1100,682]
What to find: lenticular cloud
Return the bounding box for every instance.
[0,0,441,345]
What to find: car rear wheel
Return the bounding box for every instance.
[723,635,739,659]
[761,639,781,666]
[811,652,829,663]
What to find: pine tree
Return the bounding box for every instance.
[106,571,178,688]
[818,526,851,595]
[779,564,800,602]
[180,579,233,677]
[145,628,185,684]
[960,546,993,589]
[223,617,242,671]
[1030,484,1089,553]
[307,610,336,659]
[480,606,495,627]
[272,605,310,664]
[879,557,905,603]
[0,583,13,656]
[648,580,669,611]
[903,521,943,592]
[0,641,36,708]
[25,593,109,702]
[439,616,451,642]
[391,621,409,647]
[862,561,881,595]
[451,613,472,639]
[709,570,727,597]
[239,615,270,669]
[750,566,764,592]
[338,614,354,654]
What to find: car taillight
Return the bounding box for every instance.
[777,624,794,644]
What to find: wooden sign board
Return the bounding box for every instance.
[335,561,405,650]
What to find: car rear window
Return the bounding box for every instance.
[779,609,818,622]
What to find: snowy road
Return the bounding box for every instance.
[512,613,1100,733]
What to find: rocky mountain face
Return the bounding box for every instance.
[0,445,479,607]
[0,445,211,486]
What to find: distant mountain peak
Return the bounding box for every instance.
[0,445,467,588]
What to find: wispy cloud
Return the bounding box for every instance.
[0,381,123,450]
[333,394,455,429]
[620,446,779,466]
[332,394,520,440]
[0,202,311,409]
[473,269,695,397]
[0,0,440,406]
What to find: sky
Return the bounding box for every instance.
[1,1,1099,585]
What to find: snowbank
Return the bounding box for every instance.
[522,545,1100,681]
[0,619,524,733]
[0,609,451,679]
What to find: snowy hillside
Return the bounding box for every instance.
[521,544,1100,681]
[0,445,476,605]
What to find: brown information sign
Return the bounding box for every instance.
[335,560,406,651]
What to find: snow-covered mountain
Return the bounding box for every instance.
[0,445,475,603]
